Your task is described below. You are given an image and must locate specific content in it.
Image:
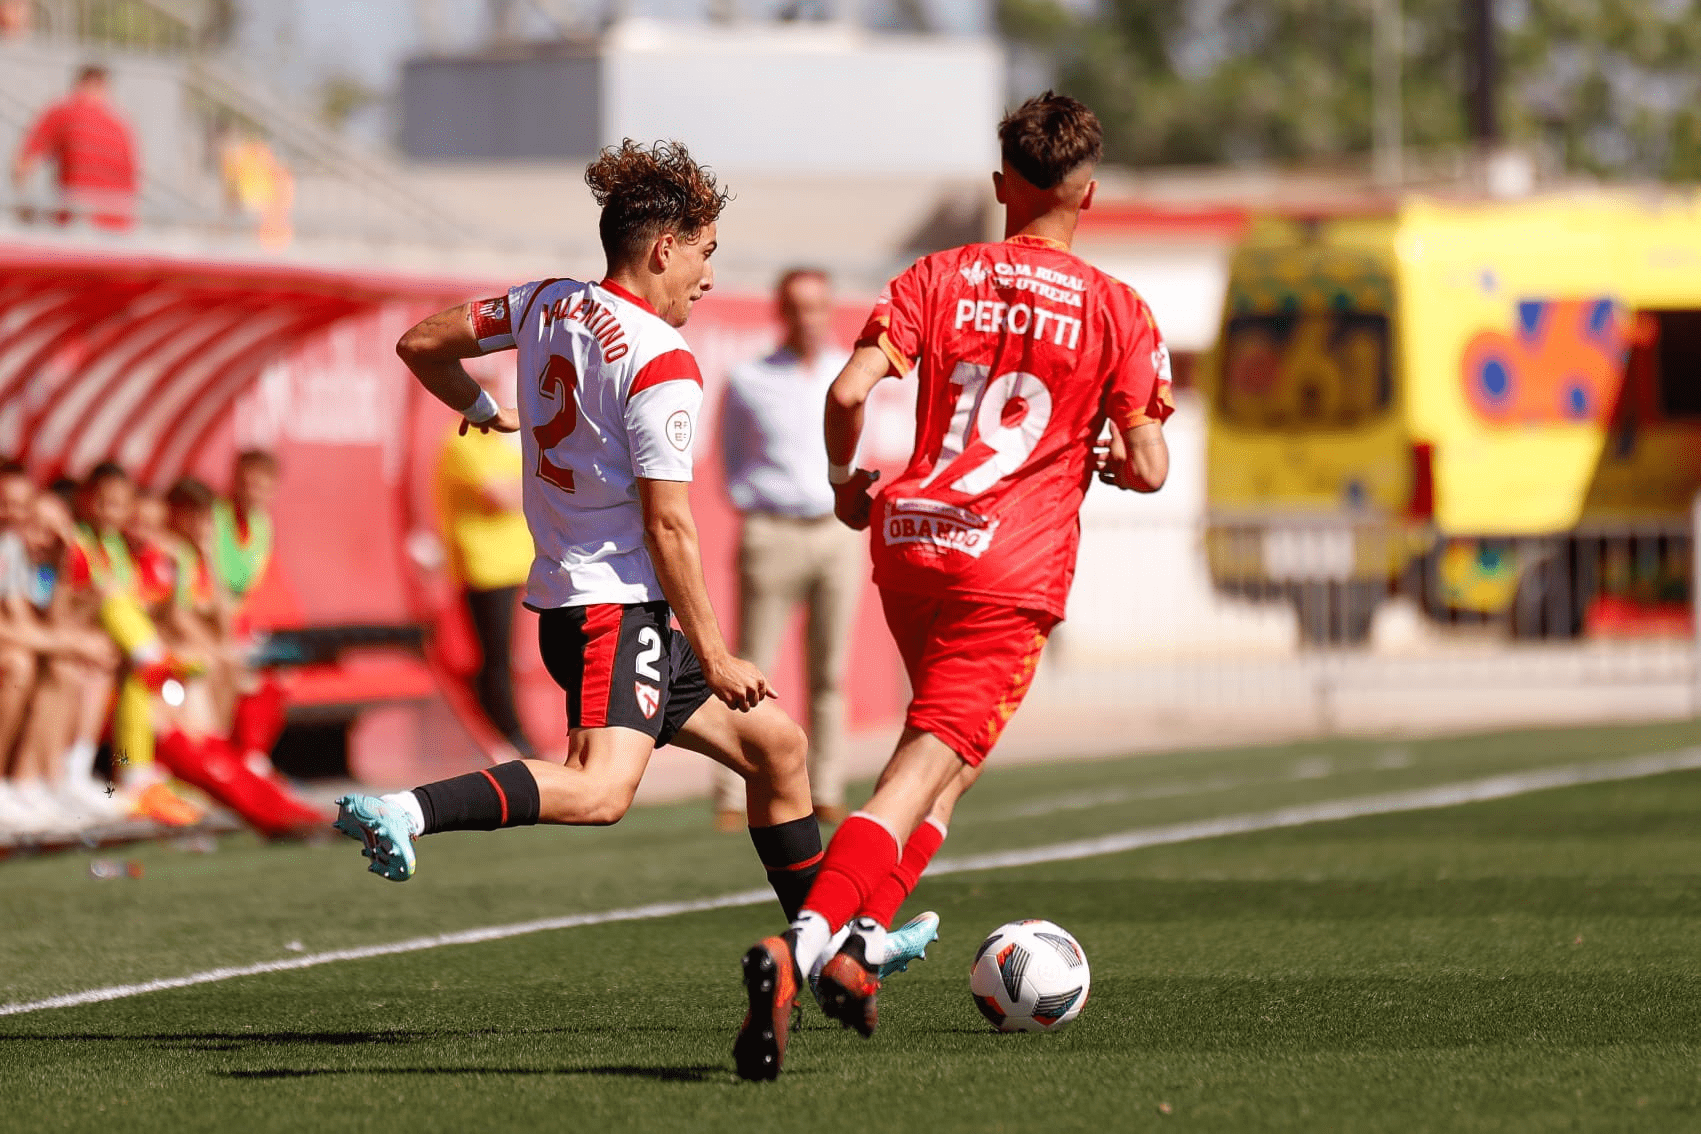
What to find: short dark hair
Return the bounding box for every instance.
[85,461,129,488]
[998,91,1103,190]
[775,266,830,296]
[166,477,216,512]
[235,448,279,474]
[77,64,108,84]
[585,140,730,264]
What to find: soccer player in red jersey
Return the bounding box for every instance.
[734,92,1174,1079]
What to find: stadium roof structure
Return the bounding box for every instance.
[0,242,479,484]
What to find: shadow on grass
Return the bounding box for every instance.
[0,1030,440,1049]
[0,1022,727,1051]
[0,1031,733,1083]
[220,1064,721,1082]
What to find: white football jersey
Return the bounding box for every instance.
[472,278,703,608]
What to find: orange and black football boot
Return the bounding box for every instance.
[815,923,882,1038]
[734,931,800,1081]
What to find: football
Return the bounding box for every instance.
[969,919,1091,1032]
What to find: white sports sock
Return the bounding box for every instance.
[849,916,890,967]
[789,910,833,978]
[813,924,854,981]
[128,762,167,789]
[61,739,98,782]
[380,791,426,838]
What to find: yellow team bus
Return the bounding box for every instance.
[1203,194,1701,643]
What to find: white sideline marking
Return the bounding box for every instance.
[931,746,1701,874]
[992,746,1411,820]
[3,746,1699,1019]
[0,889,769,1019]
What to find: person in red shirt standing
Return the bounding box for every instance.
[734,92,1175,1080]
[11,65,138,230]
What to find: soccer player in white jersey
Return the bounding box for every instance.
[330,142,833,924]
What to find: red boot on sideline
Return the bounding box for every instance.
[155,730,326,838]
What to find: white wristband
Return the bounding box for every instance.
[463,389,499,424]
[828,461,856,486]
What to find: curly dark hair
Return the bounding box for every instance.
[584,139,731,264]
[998,92,1103,191]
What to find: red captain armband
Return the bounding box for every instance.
[470,294,514,352]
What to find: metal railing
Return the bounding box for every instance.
[1199,517,1693,647]
[6,2,477,250]
[24,0,201,55]
[1034,508,1700,738]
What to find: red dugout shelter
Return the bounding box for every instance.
[0,241,906,779]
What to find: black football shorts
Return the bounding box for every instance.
[536,600,712,747]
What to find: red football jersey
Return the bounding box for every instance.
[857,234,1175,618]
[131,540,177,607]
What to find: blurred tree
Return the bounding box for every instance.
[318,73,381,133]
[999,0,1701,181]
[32,0,236,50]
[1503,0,1701,179]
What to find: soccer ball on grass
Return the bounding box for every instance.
[969,919,1090,1032]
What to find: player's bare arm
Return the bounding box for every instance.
[395,304,520,434]
[823,344,890,529]
[1120,422,1168,490]
[1094,421,1168,492]
[636,477,771,712]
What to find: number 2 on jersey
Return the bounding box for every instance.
[921,362,1054,496]
[534,354,578,492]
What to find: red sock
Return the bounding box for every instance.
[859,818,946,927]
[800,812,903,930]
[231,677,287,758]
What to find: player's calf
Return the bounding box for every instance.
[561,778,641,826]
[675,697,820,917]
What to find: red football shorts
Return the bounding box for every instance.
[879,588,1058,766]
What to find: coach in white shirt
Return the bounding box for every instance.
[712,268,861,830]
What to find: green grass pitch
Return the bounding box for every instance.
[3,718,1701,1132]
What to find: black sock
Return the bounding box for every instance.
[749,815,823,922]
[414,761,541,834]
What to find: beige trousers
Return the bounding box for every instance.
[712,511,865,812]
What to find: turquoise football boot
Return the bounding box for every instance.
[333,794,417,881]
[879,910,940,978]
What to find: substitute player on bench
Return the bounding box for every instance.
[334,142,833,925]
[734,92,1175,1080]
